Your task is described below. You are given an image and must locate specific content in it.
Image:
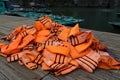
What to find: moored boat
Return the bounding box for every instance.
[4,11,84,26]
[16,8,52,14]
[116,13,120,17]
[108,22,120,29]
[48,14,85,26]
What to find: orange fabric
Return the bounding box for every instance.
[34,21,44,31]
[76,50,100,72]
[25,50,39,61]
[75,31,93,53]
[46,46,70,56]
[75,32,90,44]
[45,16,53,23]
[63,42,80,59]
[67,32,91,47]
[43,49,56,63]
[34,36,48,43]
[38,16,53,29]
[1,25,23,40]
[18,34,34,49]
[0,27,35,55]
[78,48,92,58]
[70,45,80,59]
[0,43,7,57]
[63,41,92,59]
[98,51,120,69]
[0,34,34,55]
[43,49,71,65]
[37,46,43,51]
[0,16,120,76]
[23,43,34,50]
[41,62,51,70]
[43,49,73,73]
[20,55,37,69]
[37,30,50,36]
[34,55,43,65]
[91,38,108,51]
[54,65,77,76]
[1,34,23,55]
[69,23,80,36]
[7,52,20,62]
[70,59,79,66]
[26,27,36,35]
[58,27,71,41]
[0,43,6,48]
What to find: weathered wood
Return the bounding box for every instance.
[0,15,50,80]
[41,74,60,80]
[0,72,8,80]
[0,15,120,80]
[0,15,29,24]
[1,19,35,27]
[0,57,30,80]
[0,56,49,80]
[92,30,120,51]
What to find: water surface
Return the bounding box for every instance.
[50,8,120,34]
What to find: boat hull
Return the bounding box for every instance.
[108,22,120,29]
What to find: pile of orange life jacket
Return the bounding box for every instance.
[0,16,120,76]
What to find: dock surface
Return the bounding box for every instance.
[0,15,120,80]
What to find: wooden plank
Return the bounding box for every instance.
[0,36,50,79]
[0,57,49,80]
[33,66,50,78]
[0,15,29,24]
[0,57,30,80]
[92,30,120,51]
[41,74,59,80]
[57,69,102,80]
[56,30,120,80]
[94,69,120,80]
[58,69,120,80]
[0,15,49,80]
[0,25,12,32]
[0,72,8,80]
[0,15,120,80]
[1,19,35,27]
[109,49,120,59]
[0,30,6,36]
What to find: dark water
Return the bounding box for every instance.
[50,8,120,34]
